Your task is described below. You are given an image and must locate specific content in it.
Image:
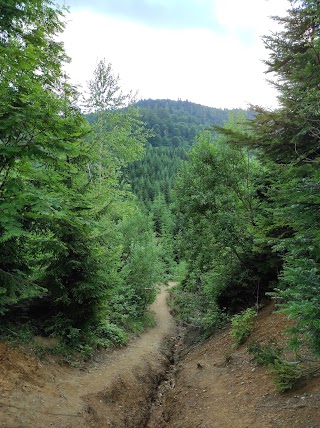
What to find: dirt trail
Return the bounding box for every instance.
[0,284,177,428]
[1,287,320,428]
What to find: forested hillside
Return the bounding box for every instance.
[135,99,245,147]
[126,99,249,205]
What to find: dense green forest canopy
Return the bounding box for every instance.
[134,98,248,147]
[125,99,250,205]
[88,99,251,206]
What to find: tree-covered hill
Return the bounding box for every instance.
[126,99,250,206]
[134,98,246,147]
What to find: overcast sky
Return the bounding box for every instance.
[59,0,289,109]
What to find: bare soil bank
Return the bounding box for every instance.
[0,285,177,428]
[1,286,320,428]
[149,302,320,428]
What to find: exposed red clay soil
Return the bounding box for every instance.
[1,286,320,428]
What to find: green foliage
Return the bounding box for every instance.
[112,208,164,324]
[0,4,163,354]
[0,321,34,345]
[172,260,188,283]
[230,308,256,347]
[274,256,320,355]
[250,0,320,355]
[190,0,320,357]
[0,0,91,317]
[169,284,226,337]
[96,322,129,347]
[248,340,302,392]
[135,99,248,148]
[126,145,188,206]
[87,59,133,111]
[171,124,275,331]
[125,100,251,209]
[271,359,302,393]
[248,340,283,366]
[150,194,177,277]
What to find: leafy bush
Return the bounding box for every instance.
[0,321,34,345]
[96,322,128,347]
[230,308,256,346]
[172,260,188,284]
[247,340,304,392]
[168,284,226,339]
[274,256,320,356]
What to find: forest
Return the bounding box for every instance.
[1,0,320,368]
[125,99,248,206]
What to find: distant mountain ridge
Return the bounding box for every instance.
[134,98,247,147]
[127,99,249,205]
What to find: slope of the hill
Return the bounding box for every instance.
[1,289,319,428]
[149,302,320,428]
[134,98,247,148]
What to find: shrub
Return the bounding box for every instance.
[230,308,256,347]
[271,359,302,392]
[248,340,283,366]
[247,340,303,393]
[96,322,128,347]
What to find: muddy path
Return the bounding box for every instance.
[0,284,177,428]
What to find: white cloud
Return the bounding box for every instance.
[214,0,288,35]
[61,0,289,109]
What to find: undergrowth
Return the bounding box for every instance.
[167,285,226,340]
[230,308,256,347]
[0,310,156,364]
[248,340,304,392]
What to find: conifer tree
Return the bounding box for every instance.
[255,0,320,354]
[212,0,320,354]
